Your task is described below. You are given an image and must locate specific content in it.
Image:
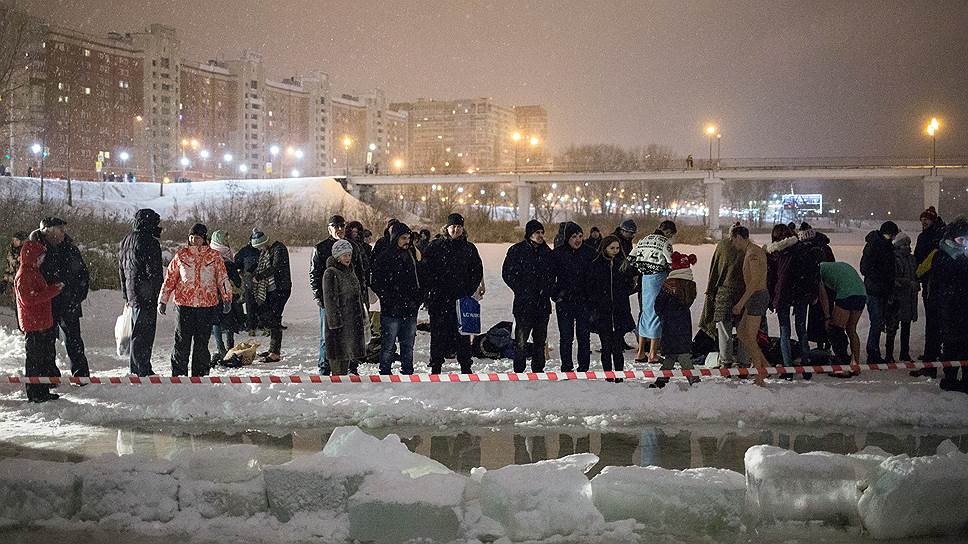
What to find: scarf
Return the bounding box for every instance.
[253,245,275,304]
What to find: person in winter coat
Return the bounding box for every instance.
[29,217,91,378]
[415,229,432,253]
[118,208,164,376]
[422,213,483,374]
[371,222,423,375]
[322,240,367,375]
[16,240,64,402]
[585,235,636,379]
[235,235,261,335]
[209,230,243,357]
[371,218,400,263]
[798,223,835,352]
[1,231,28,294]
[346,220,372,301]
[551,221,595,372]
[612,219,637,260]
[310,215,346,373]
[885,233,918,363]
[914,207,945,367]
[159,223,232,377]
[930,217,968,393]
[817,261,867,366]
[860,221,899,363]
[652,252,700,388]
[250,229,291,363]
[765,223,821,369]
[627,220,676,363]
[699,226,747,367]
[586,227,603,251]
[503,220,555,373]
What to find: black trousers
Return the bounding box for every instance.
[941,341,967,392]
[429,303,472,373]
[171,305,215,377]
[557,303,591,372]
[129,305,157,377]
[243,275,259,331]
[260,290,290,354]
[513,313,549,373]
[599,330,626,372]
[923,291,942,361]
[55,312,89,377]
[25,327,59,401]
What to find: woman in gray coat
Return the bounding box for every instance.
[322,240,367,375]
[885,233,919,362]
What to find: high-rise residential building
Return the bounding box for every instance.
[513,105,549,168]
[178,59,239,179]
[131,23,179,180]
[390,97,526,173]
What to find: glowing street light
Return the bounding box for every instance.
[926,117,941,172]
[180,156,190,167]
[31,143,42,154]
[238,164,248,174]
[512,132,522,142]
[119,151,130,164]
[269,145,280,156]
[294,149,304,159]
[223,153,233,163]
[529,136,539,146]
[199,149,210,159]
[290,169,300,177]
[190,139,199,150]
[393,158,404,170]
[342,136,353,148]
[368,143,377,151]
[705,124,718,169]
[341,136,353,175]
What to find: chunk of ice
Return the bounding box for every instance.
[322,426,451,478]
[0,459,80,522]
[77,454,178,522]
[178,476,268,519]
[263,453,366,522]
[348,472,467,543]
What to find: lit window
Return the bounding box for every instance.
[84,87,91,94]
[84,49,91,57]
[57,82,63,90]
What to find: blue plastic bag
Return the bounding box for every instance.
[457,296,481,335]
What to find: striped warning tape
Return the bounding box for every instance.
[1,360,965,385]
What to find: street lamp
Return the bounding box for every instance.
[223,153,233,163]
[716,133,722,167]
[290,169,300,178]
[294,148,304,159]
[926,117,940,173]
[239,163,248,175]
[31,143,46,202]
[180,156,190,168]
[341,136,353,176]
[705,125,717,169]
[393,158,404,173]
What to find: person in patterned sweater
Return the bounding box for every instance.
[158,223,232,377]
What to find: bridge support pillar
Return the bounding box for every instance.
[704,177,724,237]
[923,175,942,213]
[516,182,532,228]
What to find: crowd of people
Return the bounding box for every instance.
[5,204,968,402]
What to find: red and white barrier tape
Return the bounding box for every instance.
[1,361,965,385]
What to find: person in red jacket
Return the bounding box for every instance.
[15,240,64,402]
[158,223,232,377]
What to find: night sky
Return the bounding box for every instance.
[17,0,968,159]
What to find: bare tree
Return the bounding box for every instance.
[0,5,40,129]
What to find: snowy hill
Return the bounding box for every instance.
[0,175,372,220]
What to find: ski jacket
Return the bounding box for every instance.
[15,241,62,332]
[502,238,555,318]
[160,245,232,308]
[627,232,673,275]
[118,209,163,308]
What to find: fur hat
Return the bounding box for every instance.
[620,219,637,234]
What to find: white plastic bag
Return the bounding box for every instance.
[115,305,133,358]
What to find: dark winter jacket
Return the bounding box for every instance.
[29,230,89,319]
[932,239,968,349]
[860,230,896,297]
[765,235,820,309]
[422,233,484,312]
[655,274,697,355]
[255,241,292,294]
[585,255,637,335]
[371,226,423,319]
[118,209,164,308]
[15,240,62,332]
[914,220,945,270]
[699,238,745,335]
[310,237,339,307]
[235,244,260,276]
[551,223,595,307]
[502,237,554,318]
[887,241,919,325]
[611,228,634,257]
[798,228,835,263]
[322,256,366,362]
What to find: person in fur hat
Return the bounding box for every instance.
[652,251,700,388]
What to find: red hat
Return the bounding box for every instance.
[920,206,938,222]
[671,251,698,271]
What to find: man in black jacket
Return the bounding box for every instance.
[371,218,399,262]
[118,209,164,376]
[551,222,595,372]
[235,233,262,335]
[29,217,91,377]
[914,207,945,366]
[932,217,968,393]
[371,222,422,375]
[422,213,483,374]
[251,229,291,363]
[860,221,898,363]
[310,215,345,373]
[503,219,554,373]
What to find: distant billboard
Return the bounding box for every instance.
[781,194,823,214]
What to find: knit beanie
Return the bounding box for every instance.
[671,251,698,270]
[332,239,354,259]
[250,228,269,248]
[879,221,900,237]
[920,206,939,222]
[620,219,637,234]
[211,229,228,247]
[894,232,912,248]
[525,219,545,240]
[446,213,465,227]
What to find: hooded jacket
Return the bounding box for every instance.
[118,209,164,308]
[322,256,367,362]
[655,274,696,355]
[798,228,836,263]
[422,230,484,311]
[160,244,232,308]
[15,241,62,332]
[628,232,673,275]
[933,239,968,348]
[585,253,637,335]
[502,233,554,318]
[29,229,89,319]
[765,235,820,309]
[310,236,340,307]
[888,235,919,324]
[371,223,423,319]
[914,218,946,276]
[551,222,595,306]
[860,230,896,297]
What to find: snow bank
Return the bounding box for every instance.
[263,453,365,522]
[859,450,968,539]
[591,465,745,533]
[174,445,267,519]
[322,426,451,478]
[78,454,179,522]
[744,445,877,525]
[0,459,81,523]
[479,454,604,541]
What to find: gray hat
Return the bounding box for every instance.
[251,228,269,248]
[332,239,353,259]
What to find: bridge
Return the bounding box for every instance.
[346,157,968,231]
